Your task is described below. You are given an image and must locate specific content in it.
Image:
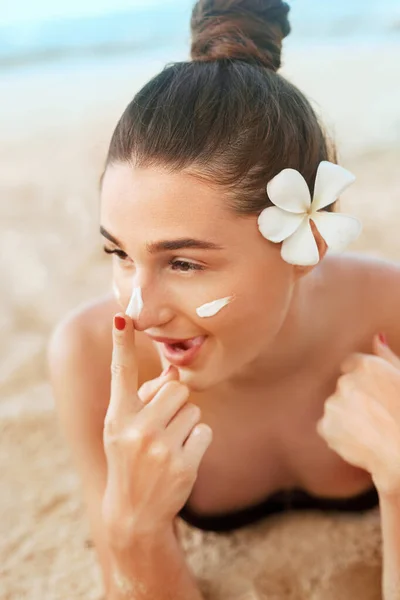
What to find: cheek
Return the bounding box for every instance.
[259,277,292,316]
[255,257,293,310]
[189,263,292,335]
[228,268,293,335]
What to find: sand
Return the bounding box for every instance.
[1,40,400,599]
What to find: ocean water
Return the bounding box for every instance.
[1,0,400,70]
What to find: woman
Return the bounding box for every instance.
[48,1,400,598]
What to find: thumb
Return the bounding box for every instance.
[373,333,400,370]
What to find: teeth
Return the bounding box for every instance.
[179,337,204,350]
[176,341,193,351]
[168,336,204,352]
[167,342,186,353]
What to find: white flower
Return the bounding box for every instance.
[257,161,362,266]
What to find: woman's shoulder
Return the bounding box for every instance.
[322,252,400,351]
[324,252,400,300]
[47,293,162,391]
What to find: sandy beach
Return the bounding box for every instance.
[1,40,400,599]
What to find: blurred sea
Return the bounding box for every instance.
[1,0,400,72]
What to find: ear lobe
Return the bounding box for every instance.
[293,220,328,279]
[293,263,315,279]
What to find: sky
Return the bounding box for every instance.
[1,0,184,25]
[2,0,398,31]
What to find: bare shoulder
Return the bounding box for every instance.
[48,293,162,410]
[48,293,115,365]
[323,252,400,351]
[325,252,400,303]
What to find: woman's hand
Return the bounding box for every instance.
[317,334,400,496]
[101,314,213,549]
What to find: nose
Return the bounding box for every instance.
[130,285,175,332]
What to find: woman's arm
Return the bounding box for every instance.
[101,314,212,599]
[106,528,203,600]
[316,333,400,600]
[48,308,207,600]
[379,490,400,600]
[48,310,113,590]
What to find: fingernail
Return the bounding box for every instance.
[114,315,126,331]
[378,332,388,346]
[162,365,173,377]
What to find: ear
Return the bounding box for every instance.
[293,219,328,279]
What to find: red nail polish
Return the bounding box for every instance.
[114,316,126,331]
[378,332,388,345]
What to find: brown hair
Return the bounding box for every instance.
[104,0,337,214]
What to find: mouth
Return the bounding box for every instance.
[150,335,207,367]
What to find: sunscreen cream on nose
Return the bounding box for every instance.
[112,281,121,302]
[196,296,233,318]
[125,286,144,319]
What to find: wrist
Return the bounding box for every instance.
[106,520,201,600]
[106,518,177,557]
[103,506,176,551]
[374,479,400,504]
[379,490,400,508]
[107,525,181,595]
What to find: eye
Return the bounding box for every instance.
[103,247,130,261]
[103,247,204,272]
[170,259,205,272]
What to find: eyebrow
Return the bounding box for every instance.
[100,226,224,253]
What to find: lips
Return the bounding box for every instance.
[150,335,207,367]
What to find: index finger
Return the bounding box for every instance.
[107,313,141,422]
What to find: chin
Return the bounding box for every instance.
[177,367,209,392]
[177,363,229,393]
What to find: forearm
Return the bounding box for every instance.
[379,489,400,600]
[106,526,203,600]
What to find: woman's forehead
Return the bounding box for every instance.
[100,163,239,241]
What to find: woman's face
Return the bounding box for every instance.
[100,163,297,391]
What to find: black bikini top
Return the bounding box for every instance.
[177,485,379,533]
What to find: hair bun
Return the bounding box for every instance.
[190,0,291,72]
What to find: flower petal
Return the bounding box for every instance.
[310,212,362,252]
[312,161,356,212]
[258,207,306,243]
[281,217,320,266]
[267,169,311,214]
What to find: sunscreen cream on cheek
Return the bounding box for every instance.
[125,286,144,320]
[196,296,233,318]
